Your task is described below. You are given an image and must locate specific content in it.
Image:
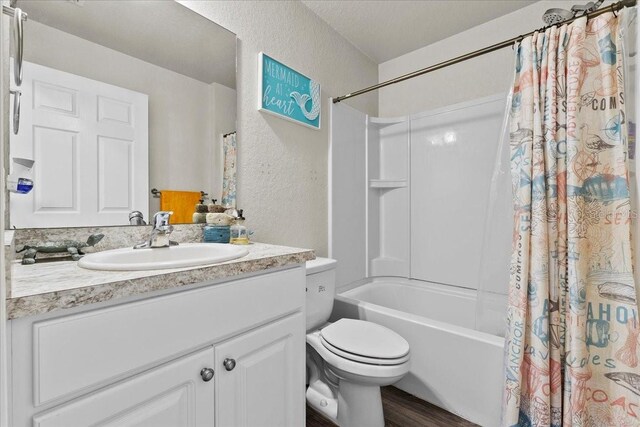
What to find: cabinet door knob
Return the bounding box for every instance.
[223,358,236,371]
[200,367,214,382]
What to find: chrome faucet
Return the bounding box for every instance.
[134,211,176,249]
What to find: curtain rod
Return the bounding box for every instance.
[333,0,636,104]
[223,131,236,138]
[2,6,27,20]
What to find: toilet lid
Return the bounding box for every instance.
[320,337,411,365]
[320,319,410,360]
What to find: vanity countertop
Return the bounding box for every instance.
[7,242,314,320]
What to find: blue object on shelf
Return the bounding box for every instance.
[204,225,230,243]
[15,177,33,194]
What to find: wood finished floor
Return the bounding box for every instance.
[306,386,478,427]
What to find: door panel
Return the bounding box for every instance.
[33,81,77,115]
[98,96,133,125]
[98,136,133,211]
[33,127,77,212]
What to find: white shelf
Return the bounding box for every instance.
[368,116,406,128]
[369,179,407,189]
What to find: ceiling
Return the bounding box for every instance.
[17,0,236,87]
[301,0,537,63]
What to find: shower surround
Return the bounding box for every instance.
[330,94,511,425]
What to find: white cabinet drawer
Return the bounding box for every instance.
[28,266,304,406]
[33,347,215,427]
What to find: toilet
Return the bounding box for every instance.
[305,258,410,427]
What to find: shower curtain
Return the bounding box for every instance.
[221,132,237,208]
[503,10,639,427]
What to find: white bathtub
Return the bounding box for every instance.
[332,278,504,427]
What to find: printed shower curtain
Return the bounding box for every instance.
[503,10,639,427]
[221,132,237,208]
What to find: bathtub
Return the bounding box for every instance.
[332,278,504,427]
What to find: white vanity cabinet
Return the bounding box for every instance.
[215,313,303,427]
[8,266,306,427]
[32,347,216,427]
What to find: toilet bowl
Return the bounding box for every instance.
[305,258,410,427]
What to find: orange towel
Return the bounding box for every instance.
[160,190,201,224]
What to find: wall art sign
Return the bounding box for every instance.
[258,52,321,130]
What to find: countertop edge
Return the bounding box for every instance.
[7,249,314,320]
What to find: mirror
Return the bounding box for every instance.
[7,0,237,228]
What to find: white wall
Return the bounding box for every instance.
[181,1,378,256]
[25,20,235,217]
[378,1,614,116]
[329,102,367,289]
[0,8,7,427]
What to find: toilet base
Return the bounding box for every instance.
[306,383,339,422]
[305,328,410,427]
[337,380,384,427]
[306,378,385,427]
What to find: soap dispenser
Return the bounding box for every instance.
[230,209,249,245]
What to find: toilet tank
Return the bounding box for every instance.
[306,258,337,332]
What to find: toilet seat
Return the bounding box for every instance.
[307,330,411,380]
[320,337,411,365]
[320,319,410,365]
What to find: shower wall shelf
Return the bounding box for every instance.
[368,116,405,127]
[369,179,407,188]
[366,114,410,279]
[329,102,411,286]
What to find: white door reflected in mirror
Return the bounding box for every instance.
[10,61,149,229]
[7,0,237,229]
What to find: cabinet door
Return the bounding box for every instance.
[215,313,305,427]
[33,347,215,427]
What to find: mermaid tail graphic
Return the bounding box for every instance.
[290,80,320,121]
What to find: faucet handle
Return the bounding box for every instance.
[153,211,173,229]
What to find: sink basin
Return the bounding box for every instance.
[78,243,249,271]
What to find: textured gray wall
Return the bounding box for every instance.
[182,1,378,256]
